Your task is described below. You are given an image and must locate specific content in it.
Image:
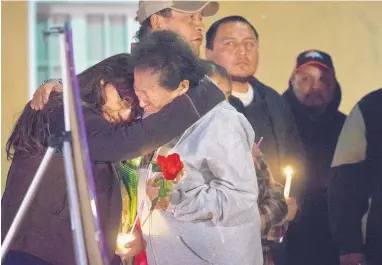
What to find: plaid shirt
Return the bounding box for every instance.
[252,147,288,265]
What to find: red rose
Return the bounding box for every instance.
[156,153,184,181]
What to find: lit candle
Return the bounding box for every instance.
[280,166,293,243]
[115,232,135,256]
[283,166,293,198]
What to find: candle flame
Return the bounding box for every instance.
[117,233,133,245]
[115,233,134,256]
[284,166,293,176]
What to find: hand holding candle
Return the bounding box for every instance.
[115,230,145,259]
[116,232,135,256]
[283,167,298,221]
[280,166,294,243]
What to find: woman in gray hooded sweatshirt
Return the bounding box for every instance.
[134,31,262,265]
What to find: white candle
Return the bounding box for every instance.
[280,166,293,243]
[284,167,293,198]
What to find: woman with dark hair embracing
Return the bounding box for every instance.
[2,46,225,264]
[2,54,143,265]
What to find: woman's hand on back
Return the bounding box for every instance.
[31,79,63,110]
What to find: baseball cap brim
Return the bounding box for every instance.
[296,61,333,72]
[137,1,219,24]
[171,1,219,17]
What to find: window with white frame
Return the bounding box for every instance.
[30,1,139,96]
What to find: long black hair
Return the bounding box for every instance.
[6,53,136,159]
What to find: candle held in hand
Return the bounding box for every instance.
[115,232,135,256]
[279,166,293,243]
[284,166,293,198]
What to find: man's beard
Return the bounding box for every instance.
[231,75,252,83]
[300,98,327,119]
[302,93,327,109]
[303,104,326,117]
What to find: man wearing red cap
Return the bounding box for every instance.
[282,50,346,265]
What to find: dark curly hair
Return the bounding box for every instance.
[6,53,137,159]
[133,30,206,90]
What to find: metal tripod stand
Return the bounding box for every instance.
[1,24,106,265]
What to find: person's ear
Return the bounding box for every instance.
[176,79,190,96]
[150,13,167,31]
[290,71,298,88]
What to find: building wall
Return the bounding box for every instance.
[1,2,29,194]
[203,1,382,114]
[1,1,382,194]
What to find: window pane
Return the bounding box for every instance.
[87,15,105,62]
[109,15,127,54]
[36,14,48,63]
[48,14,70,64]
[36,14,69,84]
[52,66,62,79]
[37,66,49,85]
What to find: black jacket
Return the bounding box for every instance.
[329,88,382,265]
[283,82,346,265]
[245,78,307,202]
[229,95,246,116]
[1,78,224,265]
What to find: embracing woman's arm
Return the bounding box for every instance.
[85,95,200,162]
[49,79,224,162]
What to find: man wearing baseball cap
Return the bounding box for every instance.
[284,50,343,116]
[135,0,219,55]
[282,50,346,265]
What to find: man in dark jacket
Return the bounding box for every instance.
[330,88,382,265]
[283,50,346,265]
[205,15,305,207]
